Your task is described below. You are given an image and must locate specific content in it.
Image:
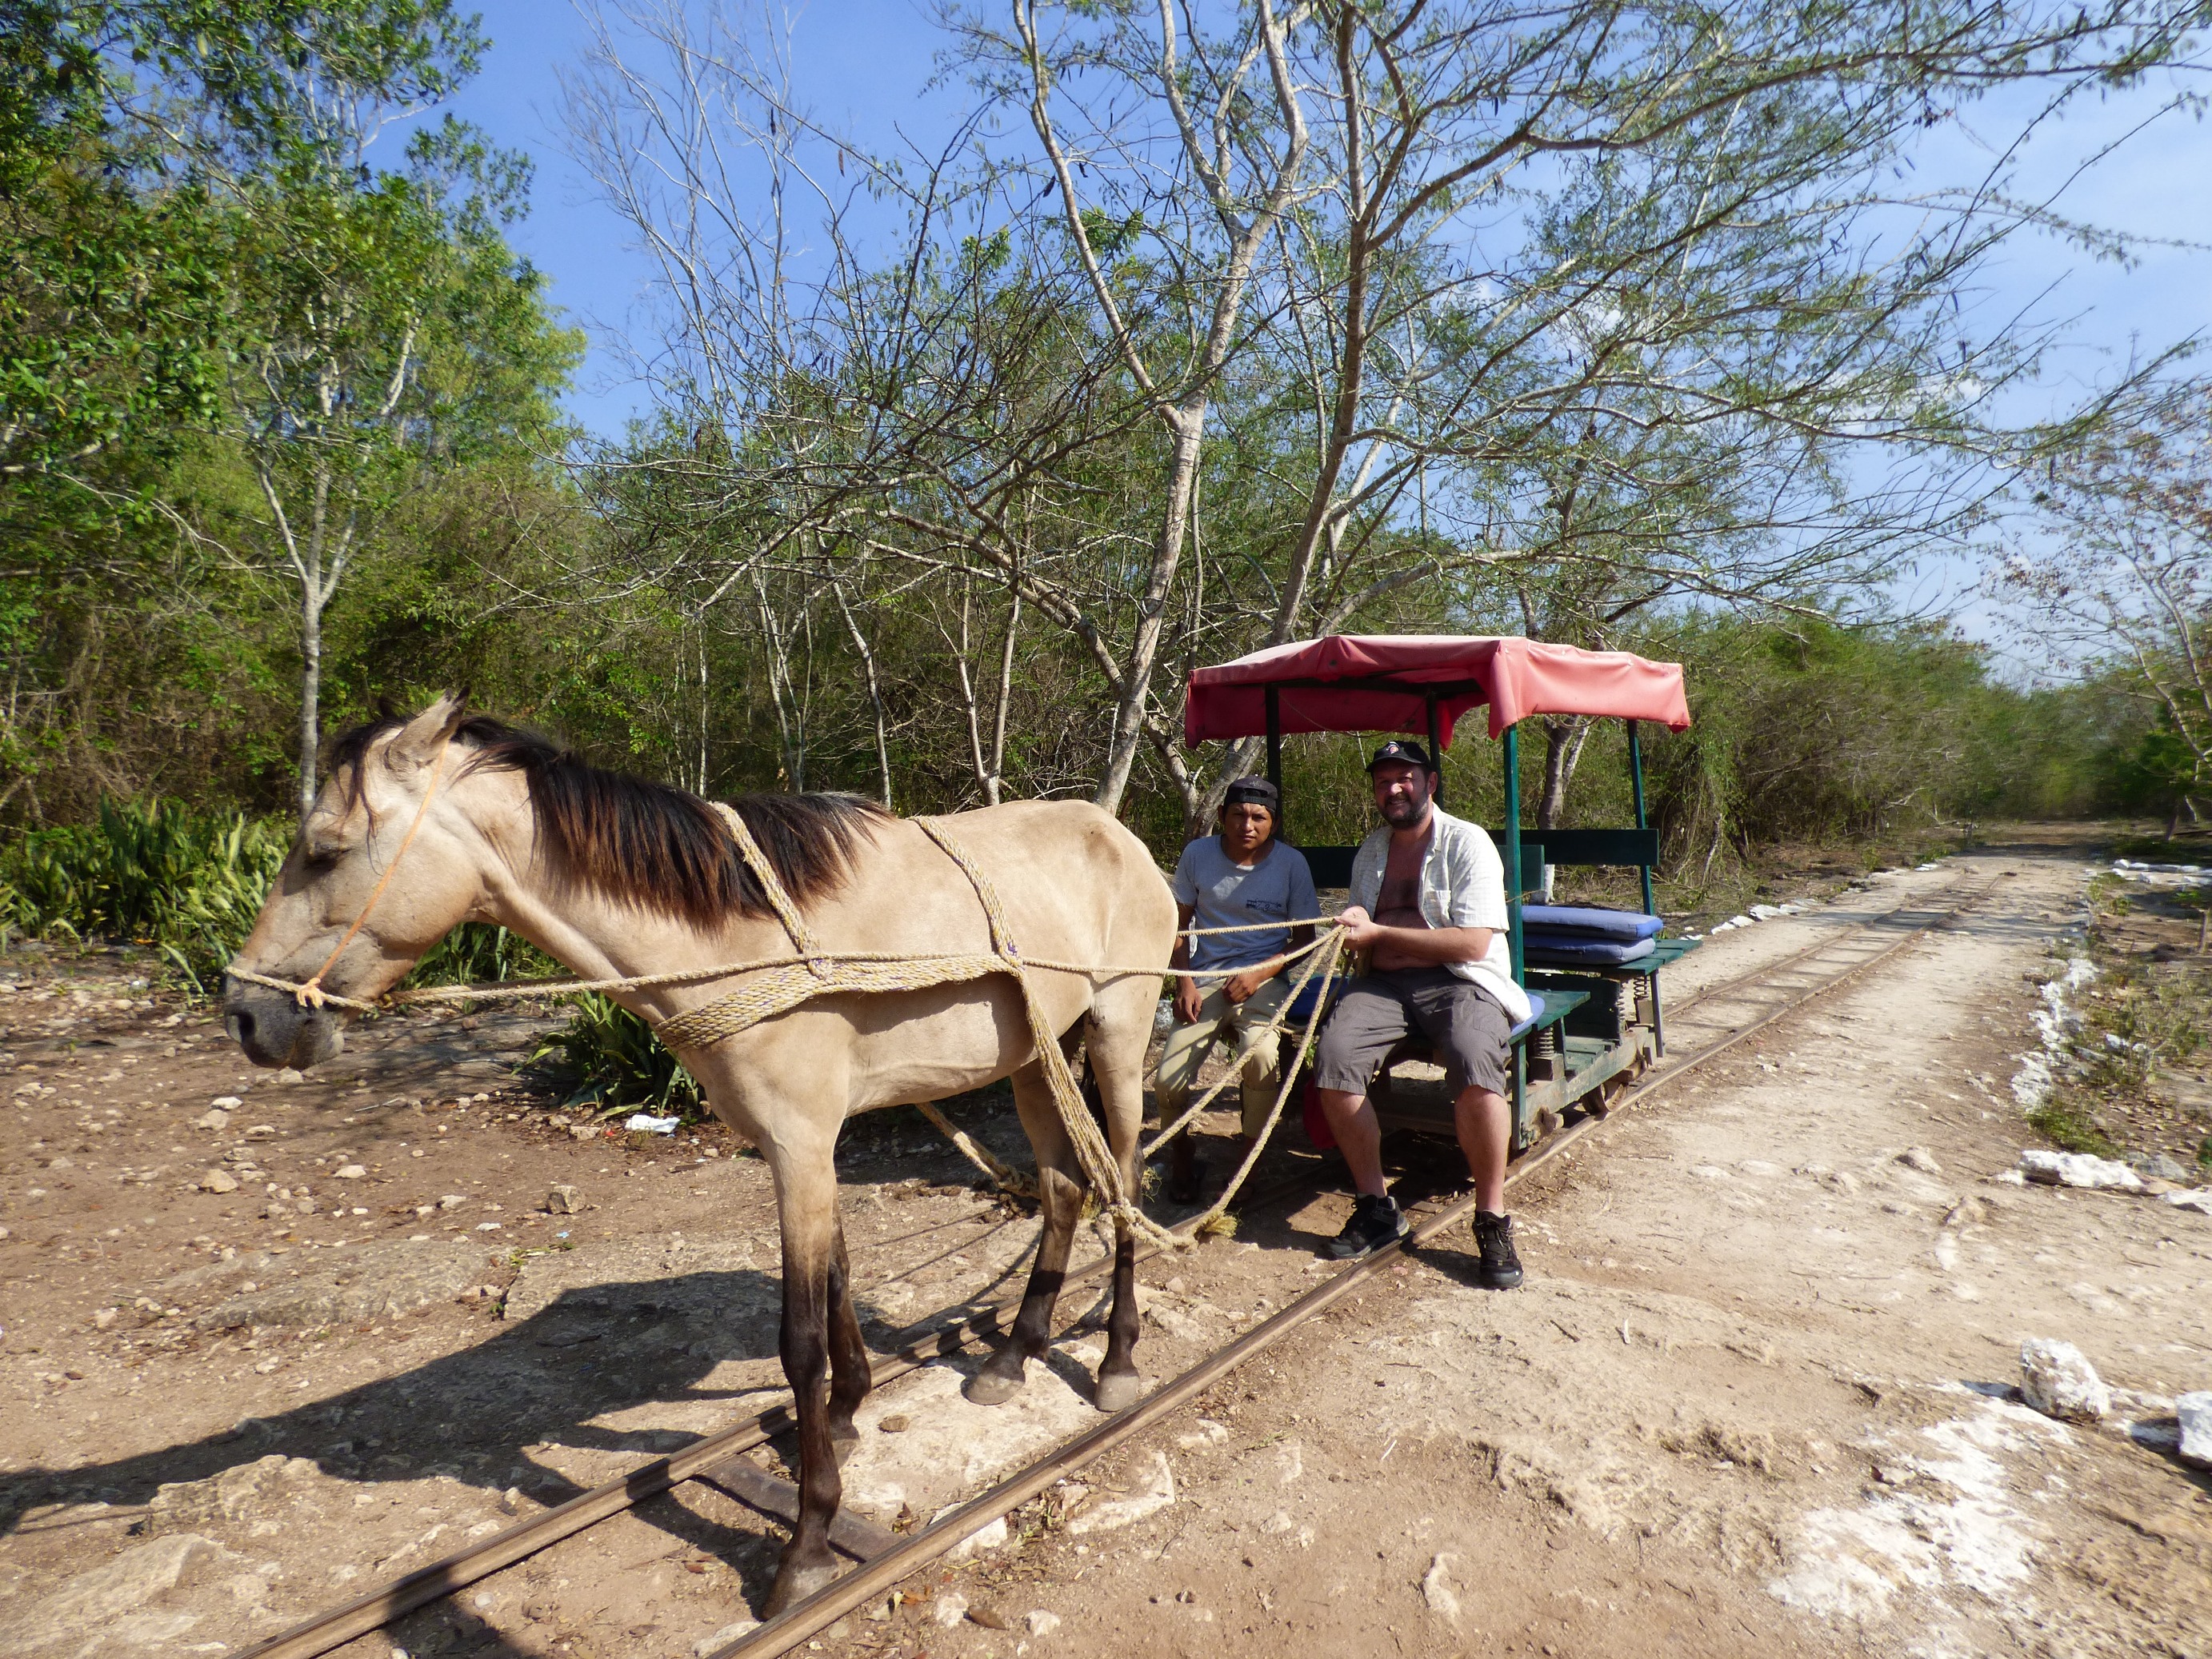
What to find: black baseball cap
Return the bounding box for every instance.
[1222,776,1280,810]
[1367,739,1434,772]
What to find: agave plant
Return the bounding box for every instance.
[0,798,560,997]
[530,992,706,1119]
[405,923,558,990]
[0,800,290,990]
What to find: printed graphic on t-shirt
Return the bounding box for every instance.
[1171,838,1319,972]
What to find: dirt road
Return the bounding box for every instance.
[2,834,2208,1659]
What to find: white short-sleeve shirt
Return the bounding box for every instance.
[1346,804,1530,1023]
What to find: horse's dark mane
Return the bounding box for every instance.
[325,712,887,929]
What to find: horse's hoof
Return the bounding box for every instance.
[831,1429,859,1468]
[1092,1369,1144,1413]
[763,1557,840,1616]
[963,1367,1025,1406]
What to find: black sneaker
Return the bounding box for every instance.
[1324,1193,1409,1259]
[1471,1209,1523,1289]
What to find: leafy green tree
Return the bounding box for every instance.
[1,1,490,492]
[1,2,568,823]
[202,119,578,816]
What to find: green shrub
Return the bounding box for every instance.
[530,992,704,1119]
[0,799,290,989]
[405,923,558,989]
[0,797,559,996]
[2026,1099,2121,1158]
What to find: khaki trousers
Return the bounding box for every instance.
[1153,973,1297,1139]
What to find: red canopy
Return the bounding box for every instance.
[1184,634,1691,747]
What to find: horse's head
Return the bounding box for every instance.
[223,694,485,1069]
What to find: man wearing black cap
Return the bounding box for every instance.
[1310,741,1527,1285]
[1157,777,1318,1202]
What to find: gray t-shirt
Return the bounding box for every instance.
[1170,838,1319,972]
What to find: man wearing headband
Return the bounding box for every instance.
[1157,776,1318,1203]
[1310,740,1528,1287]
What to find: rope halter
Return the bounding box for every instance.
[234,738,454,1011]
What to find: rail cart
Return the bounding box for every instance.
[1183,634,1700,1152]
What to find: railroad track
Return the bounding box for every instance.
[238,874,2004,1659]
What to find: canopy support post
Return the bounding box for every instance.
[1627,721,1654,916]
[1425,693,1443,803]
[1502,722,1523,984]
[1264,686,1282,821]
[1627,718,1664,1056]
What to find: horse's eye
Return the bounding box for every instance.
[304,844,346,872]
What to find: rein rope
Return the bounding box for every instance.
[226,787,1350,1244]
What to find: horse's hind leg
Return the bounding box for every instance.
[825,1223,869,1464]
[965,1059,1084,1406]
[1086,976,1156,1413]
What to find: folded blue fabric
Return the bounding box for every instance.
[1519,904,1663,941]
[1507,989,1549,1042]
[1523,933,1658,966]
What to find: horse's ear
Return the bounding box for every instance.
[386,693,469,774]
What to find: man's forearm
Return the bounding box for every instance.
[1366,925,1493,965]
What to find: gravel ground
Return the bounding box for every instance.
[2,829,2209,1659]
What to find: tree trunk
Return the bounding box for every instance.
[833,584,892,809]
[986,591,1020,806]
[1094,410,1203,815]
[1536,716,1592,830]
[297,580,322,823]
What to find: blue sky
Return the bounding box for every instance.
[437,0,970,435]
[428,3,2211,654]
[434,4,2211,438]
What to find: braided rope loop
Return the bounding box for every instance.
[223,786,1350,1237]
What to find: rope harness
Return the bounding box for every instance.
[226,782,1350,1246]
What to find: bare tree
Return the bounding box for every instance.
[1998,386,2212,815]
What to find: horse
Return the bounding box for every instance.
[219,695,1177,1613]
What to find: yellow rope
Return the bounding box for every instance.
[911,1100,1037,1196]
[706,802,830,977]
[226,925,1340,1016]
[224,801,1352,1240]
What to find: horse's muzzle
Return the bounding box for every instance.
[222,978,346,1069]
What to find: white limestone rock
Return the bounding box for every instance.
[694,1619,758,1656]
[0,1533,239,1653]
[2020,1338,2110,1422]
[1420,1553,1463,1627]
[1066,1450,1175,1534]
[2178,1392,2212,1469]
[2018,1149,2142,1191]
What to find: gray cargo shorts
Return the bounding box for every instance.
[1313,966,1514,1097]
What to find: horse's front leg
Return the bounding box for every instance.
[764,1154,846,1616]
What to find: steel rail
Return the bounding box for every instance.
[230,1170,1317,1659]
[234,877,2000,1659]
[1658,889,1978,1032]
[713,876,2003,1659]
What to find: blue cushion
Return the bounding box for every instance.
[1520,904,1663,941]
[1523,933,1658,967]
[1285,974,1334,1025]
[1506,989,1548,1043]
